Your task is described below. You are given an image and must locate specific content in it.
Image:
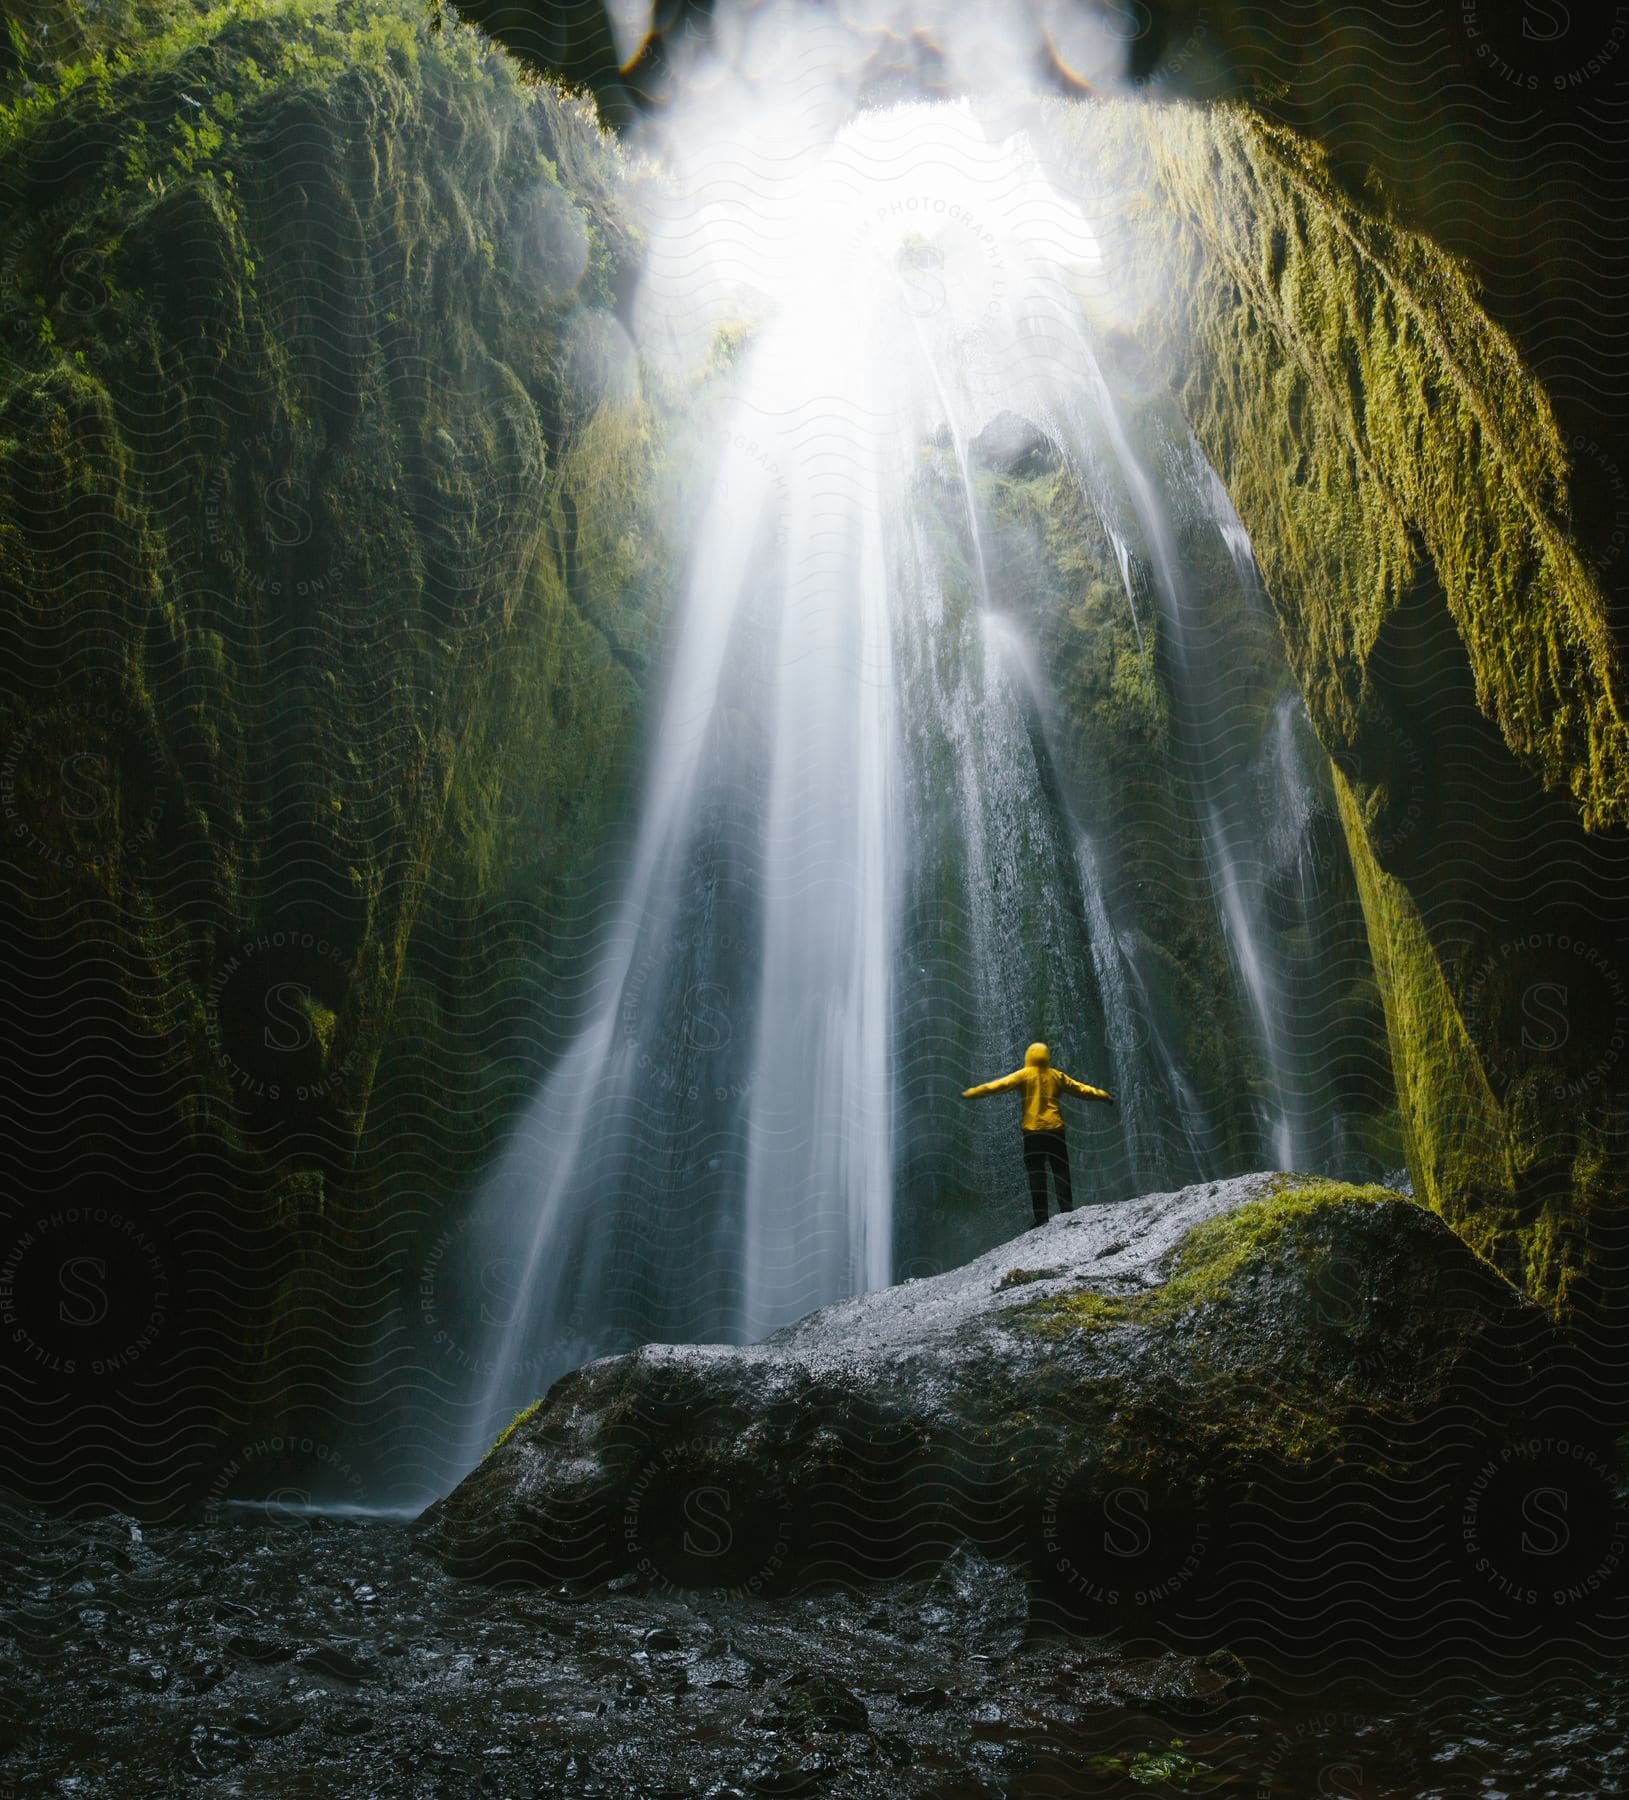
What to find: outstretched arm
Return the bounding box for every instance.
[1061,1073,1114,1103]
[963,1069,1026,1099]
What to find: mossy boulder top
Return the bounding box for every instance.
[416,1175,1557,1600]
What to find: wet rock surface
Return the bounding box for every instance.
[418,1174,1567,1647]
[5,1498,1628,1797]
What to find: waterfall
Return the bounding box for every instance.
[1189,441,1354,1173]
[1008,316,1314,1170]
[1073,829,1218,1185]
[435,414,788,1467]
[1256,687,1357,1174]
[737,356,897,1339]
[1201,455,1261,595]
[409,99,1370,1487]
[981,608,1210,1190]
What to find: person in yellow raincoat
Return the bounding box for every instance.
[963,1043,1113,1227]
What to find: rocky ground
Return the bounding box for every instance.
[6,1175,1628,1794]
[5,1497,1629,1797]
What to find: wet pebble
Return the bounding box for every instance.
[226,1631,297,1662]
[180,1721,244,1775]
[178,1657,226,1695]
[233,1704,305,1738]
[296,1641,378,1683]
[324,1710,376,1736]
[110,1658,169,1692]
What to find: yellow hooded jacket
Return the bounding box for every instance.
[962,1043,1111,1131]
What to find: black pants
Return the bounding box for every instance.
[1022,1129,1073,1222]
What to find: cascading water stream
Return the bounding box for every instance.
[737,338,898,1339]
[405,98,1369,1490]
[1189,440,1352,1171]
[1075,831,1218,1180]
[904,310,995,611]
[982,609,1214,1187]
[1013,312,1312,1170]
[438,424,787,1469]
[433,105,1087,1472]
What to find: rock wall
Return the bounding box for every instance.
[0,0,674,1506]
[1040,101,1629,1324]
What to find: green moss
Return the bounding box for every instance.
[704,320,751,374]
[486,1395,546,1460]
[1029,1287,1132,1332]
[268,1168,326,1234]
[1085,1743,1218,1787]
[0,0,679,1455]
[1012,1179,1452,1469]
[1332,763,1520,1255]
[1168,1177,1394,1286]
[1054,100,1627,825]
[1023,1178,1399,1341]
[298,993,339,1060]
[1035,99,1628,1314]
[995,1266,1062,1292]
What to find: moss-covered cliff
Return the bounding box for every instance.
[1039,102,1629,1325]
[0,0,673,1506]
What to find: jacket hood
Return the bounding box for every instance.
[1024,1042,1049,1067]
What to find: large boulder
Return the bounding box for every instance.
[417,1175,1615,1654]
